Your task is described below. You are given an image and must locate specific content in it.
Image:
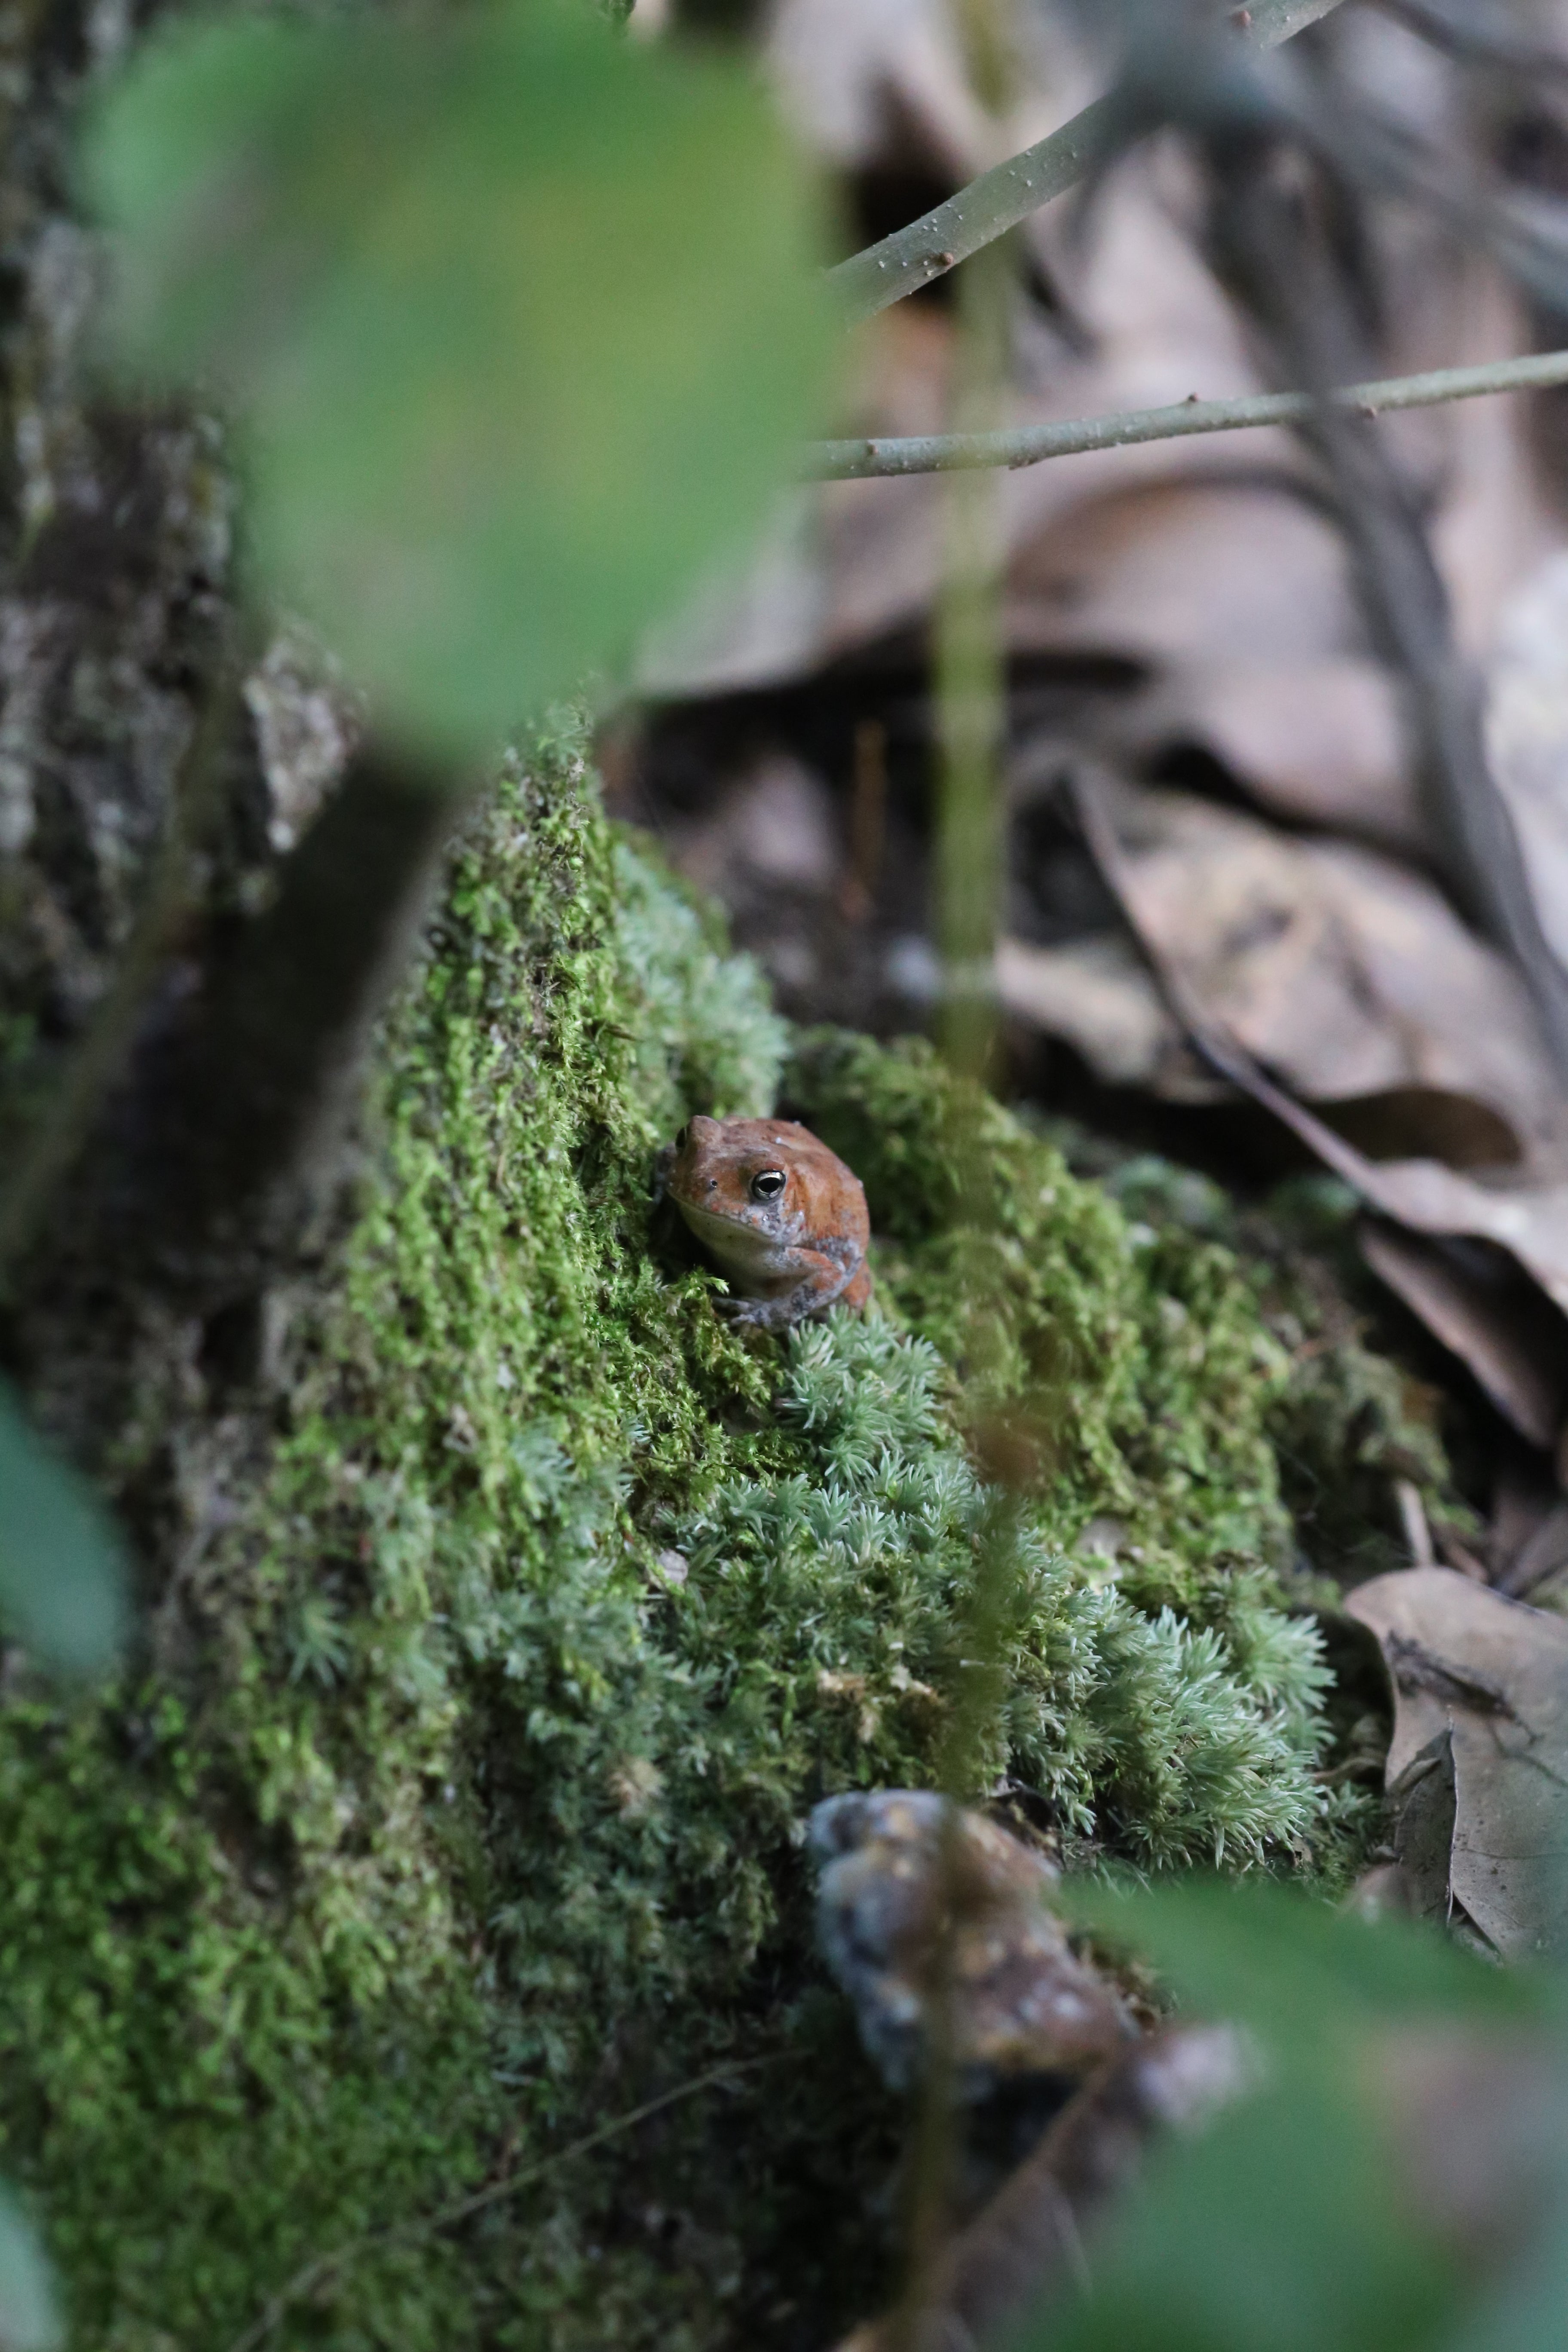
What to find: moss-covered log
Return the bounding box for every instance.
[0,733,1441,2348]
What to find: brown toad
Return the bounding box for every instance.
[661,1113,872,1331]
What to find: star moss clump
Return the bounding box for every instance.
[0,726,1365,2349]
[676,1311,1328,1872]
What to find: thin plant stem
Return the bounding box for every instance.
[894,15,1024,2346]
[226,2055,774,2352]
[934,234,1012,1090]
[806,344,1568,479]
[827,0,1349,321]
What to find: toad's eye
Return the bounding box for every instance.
[674,1125,689,1150]
[750,1168,786,1203]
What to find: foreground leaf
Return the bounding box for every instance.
[0,2188,58,2352]
[0,1384,128,1676]
[83,0,834,756]
[1018,1880,1565,2352]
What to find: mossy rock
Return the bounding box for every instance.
[0,729,1410,2348]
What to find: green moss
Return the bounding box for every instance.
[0,727,1382,2348]
[1008,1122,1474,1590]
[676,1310,1329,1867]
[787,1030,1301,1614]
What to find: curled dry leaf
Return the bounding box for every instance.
[1349,1728,1457,1925]
[1148,658,1423,855]
[1347,1567,1568,1958]
[1262,1101,1568,1455]
[1002,779,1556,1156]
[1358,1219,1568,1451]
[1202,1085,1568,1459]
[1067,773,1568,1457]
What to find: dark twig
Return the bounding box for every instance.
[1204,138,1568,1079]
[1297,83,1568,325]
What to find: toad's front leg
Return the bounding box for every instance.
[714,1249,864,1331]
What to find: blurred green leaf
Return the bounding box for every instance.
[1068,1875,1544,2043]
[83,0,835,757]
[1026,2079,1459,2352]
[0,1383,128,1677]
[0,2186,58,2352]
[1015,1879,1568,2352]
[1452,2218,1568,2352]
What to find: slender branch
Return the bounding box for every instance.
[933,252,1010,1087]
[826,0,1351,322]
[226,2056,773,2352]
[806,345,1568,480]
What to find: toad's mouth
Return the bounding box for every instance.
[673,1195,798,1277]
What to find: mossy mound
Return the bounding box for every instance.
[0,731,1389,2348]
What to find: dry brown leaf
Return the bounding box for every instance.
[1347,1567,1568,1957]
[1182,1051,1568,1456]
[1359,1220,1568,1449]
[1002,780,1557,1153]
[1240,1111,1568,1458]
[1150,659,1423,855]
[1118,1027,1568,1440]
[1326,1155,1568,1326]
[1060,772,1568,1449]
[996,931,1186,1091]
[1002,479,1357,670]
[1118,791,1554,1144]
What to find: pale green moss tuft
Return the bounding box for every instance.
[678,1308,1330,1865]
